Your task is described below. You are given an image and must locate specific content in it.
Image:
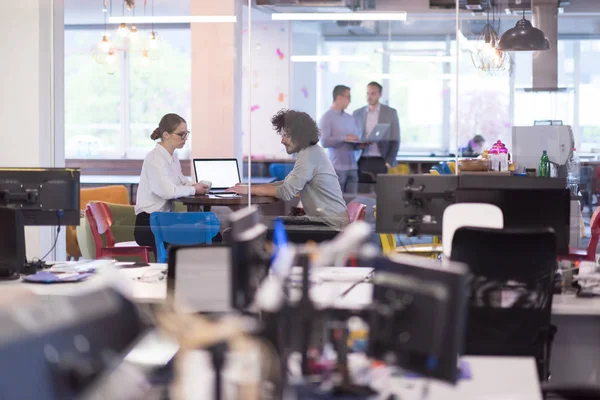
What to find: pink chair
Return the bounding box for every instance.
[347,202,367,222]
[86,201,153,262]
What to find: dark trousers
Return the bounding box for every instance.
[358,156,387,183]
[134,212,156,253]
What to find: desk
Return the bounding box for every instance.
[177,195,277,212]
[386,356,541,400]
[549,293,600,385]
[80,175,276,204]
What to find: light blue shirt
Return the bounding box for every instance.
[319,108,360,171]
[275,145,349,230]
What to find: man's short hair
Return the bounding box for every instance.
[332,85,350,102]
[271,109,320,150]
[367,81,383,93]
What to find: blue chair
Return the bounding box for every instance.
[150,212,221,263]
[269,163,294,181]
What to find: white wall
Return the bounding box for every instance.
[0,0,65,260]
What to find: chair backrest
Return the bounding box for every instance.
[347,202,367,222]
[150,212,221,263]
[450,227,557,380]
[80,185,129,209]
[442,203,504,258]
[586,207,600,261]
[268,163,294,181]
[86,201,117,258]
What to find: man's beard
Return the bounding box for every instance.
[285,144,299,154]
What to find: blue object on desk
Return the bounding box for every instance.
[403,360,472,380]
[22,271,94,283]
[150,212,220,263]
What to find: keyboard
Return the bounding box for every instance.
[277,216,327,226]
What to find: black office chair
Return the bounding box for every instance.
[450,227,558,381]
[542,383,600,400]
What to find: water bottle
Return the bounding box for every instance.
[499,143,509,172]
[539,150,550,177]
[567,148,580,194]
[489,142,500,171]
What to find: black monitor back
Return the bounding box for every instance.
[368,254,470,384]
[456,176,569,255]
[229,206,270,310]
[376,175,458,235]
[0,168,80,225]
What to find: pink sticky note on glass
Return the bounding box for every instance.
[278,93,285,102]
[251,105,260,112]
[276,48,285,60]
[301,87,309,98]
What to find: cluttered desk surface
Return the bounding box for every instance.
[4,262,600,317]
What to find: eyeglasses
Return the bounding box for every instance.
[172,130,190,139]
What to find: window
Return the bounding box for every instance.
[64,27,191,159]
[65,29,121,158]
[318,41,383,116]
[388,41,448,152]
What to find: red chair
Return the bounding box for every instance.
[86,201,153,262]
[347,202,368,266]
[563,207,600,262]
[347,202,367,222]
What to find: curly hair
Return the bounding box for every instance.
[270,109,320,150]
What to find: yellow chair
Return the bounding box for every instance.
[66,185,130,259]
[388,163,410,175]
[429,169,440,175]
[447,161,457,175]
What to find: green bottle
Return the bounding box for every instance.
[539,150,550,177]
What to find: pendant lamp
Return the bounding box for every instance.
[498,6,549,51]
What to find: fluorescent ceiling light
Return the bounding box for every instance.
[108,16,237,24]
[290,55,370,62]
[272,13,407,21]
[390,55,454,63]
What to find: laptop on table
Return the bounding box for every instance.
[193,158,241,195]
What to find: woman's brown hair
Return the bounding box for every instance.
[150,113,186,141]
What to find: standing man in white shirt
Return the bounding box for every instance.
[353,82,400,187]
[134,113,209,250]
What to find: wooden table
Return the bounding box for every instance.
[177,194,277,212]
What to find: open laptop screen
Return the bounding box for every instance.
[193,158,240,190]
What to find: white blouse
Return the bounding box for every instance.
[135,144,195,215]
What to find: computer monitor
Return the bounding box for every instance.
[0,287,144,400]
[193,159,241,191]
[229,206,271,310]
[367,254,470,384]
[167,244,232,314]
[456,175,570,255]
[0,208,26,280]
[375,175,458,236]
[0,168,80,225]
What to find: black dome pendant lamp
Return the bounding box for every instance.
[497,5,550,51]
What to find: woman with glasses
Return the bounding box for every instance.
[134,113,209,252]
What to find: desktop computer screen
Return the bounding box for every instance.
[0,168,80,225]
[229,206,271,310]
[368,254,470,384]
[376,175,458,236]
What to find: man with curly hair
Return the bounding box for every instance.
[226,109,348,229]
